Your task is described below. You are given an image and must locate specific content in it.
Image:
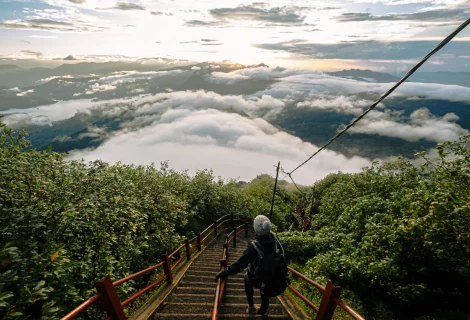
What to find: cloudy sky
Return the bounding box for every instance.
[1,0,469,71]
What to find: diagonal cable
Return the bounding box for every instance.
[288,18,470,176]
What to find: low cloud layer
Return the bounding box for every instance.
[68,108,371,184]
[3,65,469,182]
[350,108,468,143]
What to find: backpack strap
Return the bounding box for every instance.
[250,240,264,258]
[273,234,285,257]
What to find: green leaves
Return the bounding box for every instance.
[1,124,303,319]
[281,134,470,319]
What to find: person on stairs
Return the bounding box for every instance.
[215,215,287,315]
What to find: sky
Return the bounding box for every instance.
[0,0,469,71]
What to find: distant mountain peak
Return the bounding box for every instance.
[63,55,78,61]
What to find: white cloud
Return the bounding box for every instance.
[133,90,285,120]
[97,70,186,85]
[204,66,302,85]
[1,98,133,127]
[68,108,371,184]
[16,89,34,96]
[298,95,384,115]
[350,108,468,142]
[77,125,108,140]
[36,75,74,84]
[85,83,117,94]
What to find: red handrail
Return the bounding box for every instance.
[216,214,231,223]
[201,223,215,236]
[121,275,168,307]
[169,243,185,259]
[211,223,364,320]
[113,261,164,287]
[334,298,365,320]
[170,253,187,271]
[62,215,236,320]
[61,294,102,320]
[288,267,325,292]
[288,267,364,320]
[287,284,319,312]
[212,224,246,319]
[202,229,214,242]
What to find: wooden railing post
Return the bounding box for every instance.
[162,253,173,285]
[94,275,126,320]
[245,222,249,238]
[185,239,191,261]
[197,233,202,251]
[213,220,218,236]
[316,280,342,320]
[233,228,237,248]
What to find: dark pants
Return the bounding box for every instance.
[244,272,269,314]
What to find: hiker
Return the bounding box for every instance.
[215,215,288,315]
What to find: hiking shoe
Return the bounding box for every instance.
[257,308,268,315]
[246,305,258,314]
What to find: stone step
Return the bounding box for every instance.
[153,313,288,320]
[153,313,210,320]
[168,294,214,303]
[223,295,268,304]
[191,262,220,268]
[189,266,220,272]
[185,270,220,277]
[175,286,216,295]
[159,302,212,314]
[184,274,245,283]
[183,275,217,282]
[219,303,284,315]
[221,288,246,297]
[179,281,217,288]
[219,314,289,319]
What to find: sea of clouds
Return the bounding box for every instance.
[3,66,469,184]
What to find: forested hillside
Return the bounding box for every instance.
[0,123,301,319]
[279,135,470,319]
[1,122,469,319]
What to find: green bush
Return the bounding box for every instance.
[283,135,470,319]
[0,124,300,319]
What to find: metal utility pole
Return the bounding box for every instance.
[269,161,280,221]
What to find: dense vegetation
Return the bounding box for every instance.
[0,124,300,319]
[279,135,470,319]
[2,120,469,319]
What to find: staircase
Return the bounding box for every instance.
[153,231,291,320]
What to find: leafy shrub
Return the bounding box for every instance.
[283,135,470,319]
[0,123,300,319]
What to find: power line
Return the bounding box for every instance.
[280,167,305,194]
[287,18,470,176]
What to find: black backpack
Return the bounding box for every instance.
[250,235,289,297]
